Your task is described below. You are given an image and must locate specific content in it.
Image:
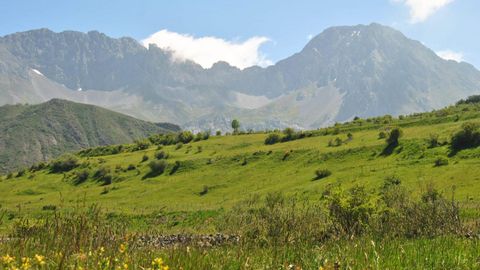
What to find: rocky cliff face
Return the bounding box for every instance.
[1,23,480,130]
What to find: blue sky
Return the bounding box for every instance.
[1,0,478,68]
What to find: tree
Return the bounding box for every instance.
[451,122,480,152]
[282,127,296,141]
[265,133,281,145]
[177,131,194,143]
[231,119,240,134]
[386,128,402,146]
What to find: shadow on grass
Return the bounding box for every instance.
[380,142,399,156]
[142,171,164,180]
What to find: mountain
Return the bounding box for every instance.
[0,99,179,173]
[1,23,480,130]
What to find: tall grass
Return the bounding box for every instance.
[0,183,479,269]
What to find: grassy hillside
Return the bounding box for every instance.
[1,99,480,269]
[0,99,179,173]
[1,99,480,221]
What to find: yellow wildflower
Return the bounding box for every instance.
[21,257,31,270]
[34,254,46,266]
[151,257,169,270]
[1,254,15,265]
[119,243,127,254]
[152,257,163,266]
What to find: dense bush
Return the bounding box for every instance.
[450,122,480,152]
[131,140,150,151]
[154,150,169,160]
[50,155,79,173]
[457,95,480,105]
[93,167,112,186]
[29,162,46,172]
[127,164,136,171]
[170,161,181,175]
[146,160,168,177]
[264,128,312,145]
[194,131,210,142]
[314,169,332,180]
[328,137,343,147]
[78,145,123,157]
[427,134,440,148]
[282,127,297,141]
[324,185,374,236]
[264,133,281,145]
[177,131,194,144]
[386,128,403,146]
[16,169,25,178]
[73,170,89,185]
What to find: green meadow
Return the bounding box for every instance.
[1,100,480,269]
[2,103,480,217]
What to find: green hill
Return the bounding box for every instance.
[0,99,179,173]
[1,98,480,269]
[1,97,479,222]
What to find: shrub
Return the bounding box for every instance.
[16,169,25,178]
[30,162,46,172]
[141,154,149,162]
[127,164,136,171]
[386,128,403,146]
[324,185,374,236]
[282,127,297,141]
[378,131,387,139]
[450,122,480,152]
[434,157,449,167]
[170,161,181,175]
[457,95,480,105]
[154,150,168,160]
[42,205,57,211]
[146,160,167,177]
[314,169,332,180]
[175,143,183,150]
[334,137,343,146]
[73,170,89,185]
[347,133,353,141]
[216,130,222,136]
[194,132,205,142]
[265,133,281,145]
[427,134,440,148]
[50,155,79,173]
[177,131,194,144]
[93,167,112,186]
[131,140,150,151]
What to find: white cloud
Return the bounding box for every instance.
[394,0,455,23]
[141,30,272,69]
[436,50,464,62]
